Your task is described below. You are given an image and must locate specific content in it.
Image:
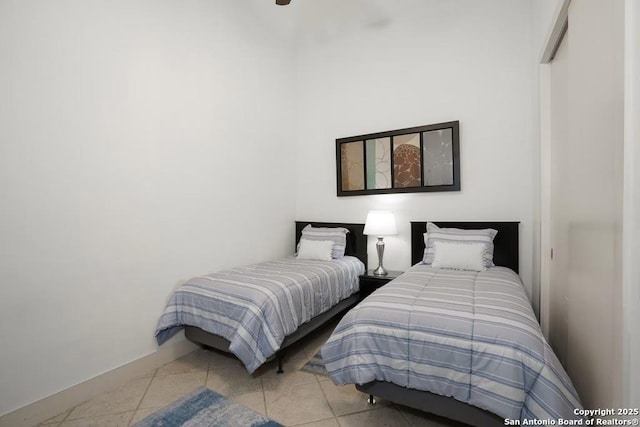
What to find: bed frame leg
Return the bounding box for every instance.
[276,352,284,374]
[367,394,376,405]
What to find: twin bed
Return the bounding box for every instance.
[323,222,582,425]
[155,220,582,425]
[155,221,367,373]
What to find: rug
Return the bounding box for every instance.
[300,351,329,377]
[134,386,282,427]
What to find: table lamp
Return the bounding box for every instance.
[363,211,398,276]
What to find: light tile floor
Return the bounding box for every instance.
[38,322,466,427]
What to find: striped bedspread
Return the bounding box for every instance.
[322,264,582,422]
[156,256,364,373]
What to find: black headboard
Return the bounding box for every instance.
[295,221,367,270]
[410,221,520,273]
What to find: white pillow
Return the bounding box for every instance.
[299,225,349,259]
[431,240,486,272]
[296,239,334,261]
[422,222,497,267]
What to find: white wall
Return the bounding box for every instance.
[293,0,537,295]
[0,0,571,416]
[0,0,296,416]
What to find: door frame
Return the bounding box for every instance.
[538,0,571,339]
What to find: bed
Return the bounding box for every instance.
[322,221,583,426]
[155,221,367,374]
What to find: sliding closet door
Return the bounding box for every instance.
[547,0,624,410]
[548,33,568,366]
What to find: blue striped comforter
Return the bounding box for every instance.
[156,256,364,373]
[322,265,582,422]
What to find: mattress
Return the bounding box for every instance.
[322,264,582,422]
[156,256,365,373]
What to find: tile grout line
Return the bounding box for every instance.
[261,384,269,419]
[59,408,140,426]
[394,403,415,426]
[291,414,340,427]
[57,403,76,424]
[50,368,159,426]
[205,351,212,389]
[262,362,280,419]
[317,373,338,421]
[127,369,158,426]
[308,337,342,423]
[259,358,270,417]
[124,410,135,426]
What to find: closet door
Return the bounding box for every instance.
[547,0,623,410]
[548,32,568,366]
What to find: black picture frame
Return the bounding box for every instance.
[336,121,460,197]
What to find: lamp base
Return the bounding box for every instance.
[373,237,388,276]
[373,265,388,276]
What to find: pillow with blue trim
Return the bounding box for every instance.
[422,222,497,268]
[299,225,349,259]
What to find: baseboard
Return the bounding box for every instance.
[0,339,199,427]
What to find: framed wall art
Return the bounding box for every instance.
[336,121,460,196]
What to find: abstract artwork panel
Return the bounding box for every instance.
[336,121,459,196]
[393,133,421,188]
[423,128,454,186]
[340,141,364,191]
[365,138,391,189]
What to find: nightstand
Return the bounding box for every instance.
[359,270,403,301]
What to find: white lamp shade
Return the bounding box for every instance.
[363,211,398,236]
